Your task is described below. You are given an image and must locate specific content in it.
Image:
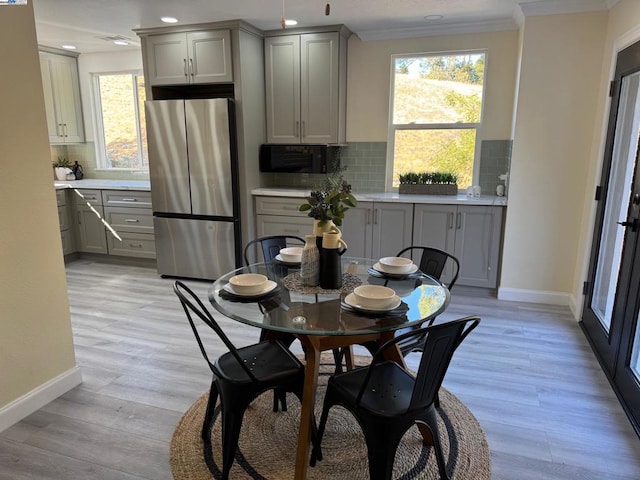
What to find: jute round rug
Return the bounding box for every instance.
[170,358,490,479]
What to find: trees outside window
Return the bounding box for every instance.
[93,73,148,170]
[388,52,486,189]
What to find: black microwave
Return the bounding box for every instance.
[259,144,340,173]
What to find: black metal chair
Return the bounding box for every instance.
[243,234,305,266]
[243,235,306,411]
[394,246,460,356]
[174,280,308,480]
[310,316,480,480]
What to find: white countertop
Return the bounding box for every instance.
[54,179,151,191]
[251,188,507,206]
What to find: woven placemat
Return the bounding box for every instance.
[170,355,491,480]
[282,272,362,295]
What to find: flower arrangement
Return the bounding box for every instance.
[299,169,357,227]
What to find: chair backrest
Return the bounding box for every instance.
[173,280,258,382]
[357,316,480,409]
[243,235,305,266]
[410,316,479,410]
[396,246,460,290]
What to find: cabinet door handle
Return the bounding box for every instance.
[57,123,63,137]
[128,243,143,248]
[125,219,140,223]
[367,208,372,225]
[77,211,82,225]
[295,121,300,138]
[183,58,188,77]
[62,123,68,138]
[283,229,299,234]
[121,198,137,202]
[374,209,379,225]
[190,58,194,77]
[456,212,462,230]
[301,120,305,139]
[448,212,454,229]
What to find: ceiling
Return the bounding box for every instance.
[33,0,617,54]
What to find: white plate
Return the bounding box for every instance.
[223,280,277,297]
[373,262,418,275]
[275,254,301,265]
[344,293,402,312]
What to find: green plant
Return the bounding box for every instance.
[299,168,357,227]
[398,171,458,185]
[52,156,72,168]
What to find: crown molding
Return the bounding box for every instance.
[518,0,614,16]
[356,18,518,42]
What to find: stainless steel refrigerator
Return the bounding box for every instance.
[146,98,241,280]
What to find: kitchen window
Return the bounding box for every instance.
[93,72,148,170]
[387,51,486,190]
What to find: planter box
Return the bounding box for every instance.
[398,184,458,195]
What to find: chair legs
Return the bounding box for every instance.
[417,409,450,480]
[201,379,218,441]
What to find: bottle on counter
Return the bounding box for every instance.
[72,161,84,180]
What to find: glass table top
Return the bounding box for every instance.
[208,257,450,336]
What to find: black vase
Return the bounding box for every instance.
[320,247,343,289]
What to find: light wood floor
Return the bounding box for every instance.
[1,259,639,479]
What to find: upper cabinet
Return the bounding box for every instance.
[39,51,85,144]
[264,26,350,144]
[143,30,233,86]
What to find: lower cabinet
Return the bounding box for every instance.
[255,196,314,238]
[104,203,156,259]
[340,202,413,259]
[413,204,504,288]
[75,203,108,254]
[69,188,155,258]
[56,189,75,255]
[253,195,504,288]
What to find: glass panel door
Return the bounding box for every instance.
[582,39,640,430]
[591,72,640,332]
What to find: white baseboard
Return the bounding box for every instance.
[0,366,82,433]
[568,293,583,320]
[497,287,571,306]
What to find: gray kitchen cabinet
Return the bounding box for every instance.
[341,202,413,259]
[413,204,504,288]
[56,189,74,255]
[39,50,84,144]
[143,30,232,86]
[103,190,156,259]
[264,27,349,144]
[74,194,108,255]
[254,196,313,238]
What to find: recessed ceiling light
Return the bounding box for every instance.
[424,15,444,21]
[61,44,77,50]
[285,19,298,26]
[161,16,178,24]
[113,40,129,46]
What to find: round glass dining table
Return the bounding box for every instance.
[208,257,450,480]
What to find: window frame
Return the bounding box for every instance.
[91,70,147,171]
[385,49,488,191]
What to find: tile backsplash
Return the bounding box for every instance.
[262,140,511,196]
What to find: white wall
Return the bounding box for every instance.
[346,29,519,142]
[500,12,608,308]
[0,2,80,431]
